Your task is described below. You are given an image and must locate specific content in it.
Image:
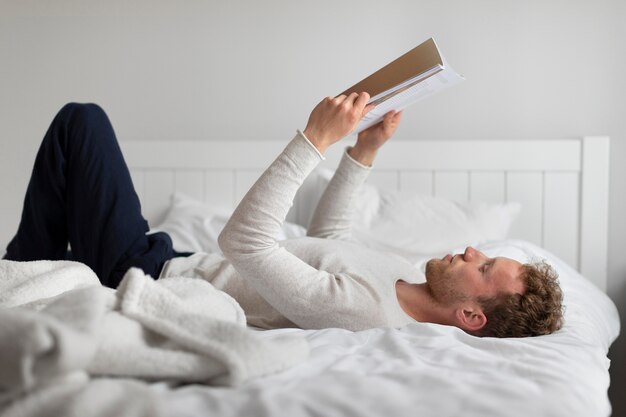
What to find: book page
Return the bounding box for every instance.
[368,65,442,106]
[354,65,464,133]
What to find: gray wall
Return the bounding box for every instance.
[1,0,624,413]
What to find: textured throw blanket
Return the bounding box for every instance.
[0,260,308,417]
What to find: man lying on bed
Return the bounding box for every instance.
[4,95,563,338]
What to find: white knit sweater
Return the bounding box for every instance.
[161,132,424,330]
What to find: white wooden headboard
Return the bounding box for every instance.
[120,136,610,291]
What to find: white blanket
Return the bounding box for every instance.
[0,260,308,417]
[0,239,619,417]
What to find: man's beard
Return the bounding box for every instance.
[425,259,469,306]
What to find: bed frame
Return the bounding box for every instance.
[121,136,610,291]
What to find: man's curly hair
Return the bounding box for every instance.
[475,260,564,338]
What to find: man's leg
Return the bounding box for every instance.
[4,103,175,287]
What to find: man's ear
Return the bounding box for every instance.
[455,305,487,333]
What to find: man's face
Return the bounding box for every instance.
[425,247,524,307]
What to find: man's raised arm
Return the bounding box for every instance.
[216,93,383,329]
[307,110,403,240]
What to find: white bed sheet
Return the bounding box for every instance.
[150,240,620,417]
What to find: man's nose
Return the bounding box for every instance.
[463,246,484,262]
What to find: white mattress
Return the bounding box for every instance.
[150,240,620,417]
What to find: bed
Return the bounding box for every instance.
[0,136,619,417]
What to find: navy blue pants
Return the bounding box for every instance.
[4,103,177,288]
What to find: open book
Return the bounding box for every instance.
[340,38,464,133]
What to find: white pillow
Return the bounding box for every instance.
[353,185,520,260]
[152,193,307,253]
[310,169,520,261]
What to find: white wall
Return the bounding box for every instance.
[1,0,624,405]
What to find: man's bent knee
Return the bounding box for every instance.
[57,102,108,123]
[52,102,116,149]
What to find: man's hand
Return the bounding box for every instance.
[303,92,374,154]
[348,110,403,166]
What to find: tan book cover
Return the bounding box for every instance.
[339,38,464,133]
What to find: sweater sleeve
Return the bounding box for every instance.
[218,133,379,330]
[306,149,371,240]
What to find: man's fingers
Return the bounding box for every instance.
[334,94,347,104]
[383,110,396,120]
[363,102,376,117]
[343,92,360,107]
[354,92,371,110]
[383,110,403,126]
